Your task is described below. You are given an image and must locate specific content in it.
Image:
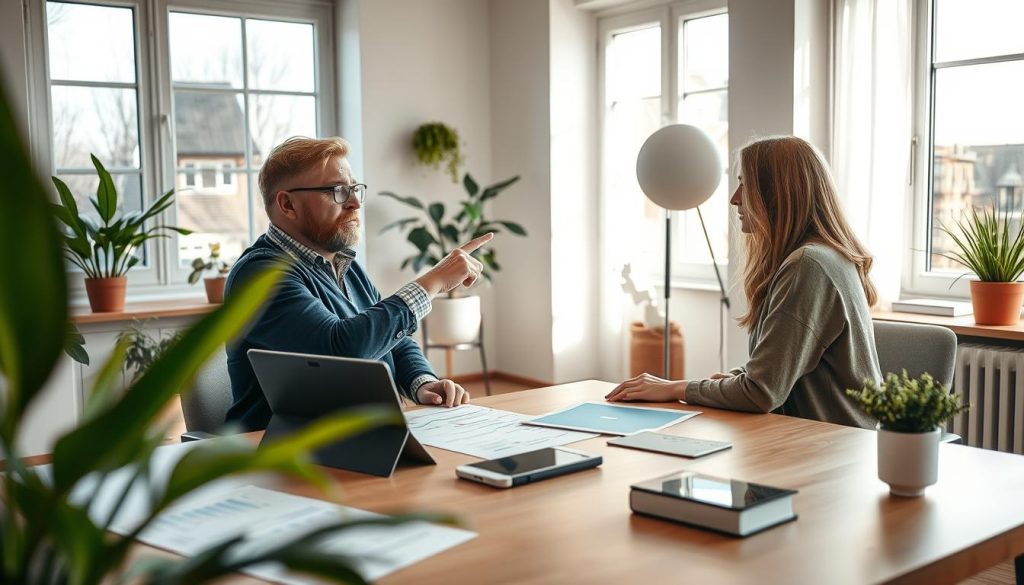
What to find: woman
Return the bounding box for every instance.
[606,136,880,428]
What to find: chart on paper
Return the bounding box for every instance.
[404,404,598,459]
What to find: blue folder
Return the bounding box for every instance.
[524,402,699,435]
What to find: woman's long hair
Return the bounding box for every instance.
[737,136,877,329]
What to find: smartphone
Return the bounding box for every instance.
[456,446,602,488]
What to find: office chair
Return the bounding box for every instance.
[179,353,233,442]
[872,320,961,444]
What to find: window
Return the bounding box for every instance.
[169,11,318,266]
[911,0,1024,293]
[38,0,334,295]
[600,3,729,285]
[46,2,149,270]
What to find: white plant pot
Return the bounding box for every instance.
[877,427,941,497]
[425,295,482,345]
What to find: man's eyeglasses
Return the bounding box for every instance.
[288,183,367,205]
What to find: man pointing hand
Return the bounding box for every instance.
[224,136,490,430]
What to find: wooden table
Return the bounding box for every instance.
[222,380,1024,585]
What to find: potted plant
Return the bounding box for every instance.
[188,242,232,303]
[117,319,183,384]
[51,155,190,313]
[381,122,527,345]
[413,122,464,184]
[940,207,1024,325]
[380,172,526,345]
[847,371,969,497]
[0,84,445,582]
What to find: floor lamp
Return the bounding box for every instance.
[635,124,723,378]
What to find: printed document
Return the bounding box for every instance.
[136,484,476,583]
[404,404,597,459]
[41,442,474,583]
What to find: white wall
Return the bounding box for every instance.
[726,0,800,369]
[549,0,599,383]
[0,0,33,148]
[490,0,556,382]
[354,0,496,378]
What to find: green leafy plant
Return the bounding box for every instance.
[846,371,969,433]
[116,320,183,384]
[64,323,89,365]
[51,155,191,279]
[939,207,1024,283]
[0,77,445,583]
[188,242,232,285]
[379,173,526,291]
[412,122,464,183]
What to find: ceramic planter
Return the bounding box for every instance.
[204,276,226,304]
[84,276,127,313]
[629,321,684,378]
[425,295,481,345]
[877,427,940,497]
[969,281,1024,325]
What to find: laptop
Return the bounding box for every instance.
[247,349,435,477]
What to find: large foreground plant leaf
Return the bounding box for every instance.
[0,66,68,443]
[51,265,286,493]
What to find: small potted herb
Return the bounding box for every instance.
[188,242,232,303]
[847,371,968,497]
[939,207,1024,325]
[52,155,190,312]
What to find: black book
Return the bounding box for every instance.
[630,471,797,537]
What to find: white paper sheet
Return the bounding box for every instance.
[40,441,475,583]
[404,404,598,459]
[136,484,476,583]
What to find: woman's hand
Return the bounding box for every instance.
[709,371,735,380]
[605,373,686,403]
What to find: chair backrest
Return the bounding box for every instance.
[180,354,233,433]
[872,320,957,387]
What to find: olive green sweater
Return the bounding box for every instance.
[685,243,880,428]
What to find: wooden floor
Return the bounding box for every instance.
[163,376,1016,584]
[961,562,1015,585]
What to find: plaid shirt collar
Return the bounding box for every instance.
[266,222,355,284]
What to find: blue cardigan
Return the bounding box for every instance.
[223,235,433,430]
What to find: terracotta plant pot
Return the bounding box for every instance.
[969,281,1024,325]
[629,321,684,379]
[203,276,226,304]
[84,276,127,313]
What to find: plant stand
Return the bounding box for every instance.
[421,317,491,396]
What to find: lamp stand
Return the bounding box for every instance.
[663,208,671,379]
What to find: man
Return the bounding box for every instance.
[224,136,490,431]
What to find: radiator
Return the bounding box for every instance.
[951,344,1024,454]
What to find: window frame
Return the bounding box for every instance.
[28,0,336,301]
[36,0,161,288]
[905,0,1024,298]
[597,0,729,289]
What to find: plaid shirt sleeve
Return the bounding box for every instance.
[408,373,440,403]
[395,282,432,321]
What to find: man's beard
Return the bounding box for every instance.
[302,214,360,252]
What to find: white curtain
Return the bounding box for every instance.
[833,0,913,307]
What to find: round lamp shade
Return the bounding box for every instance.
[635,124,722,211]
